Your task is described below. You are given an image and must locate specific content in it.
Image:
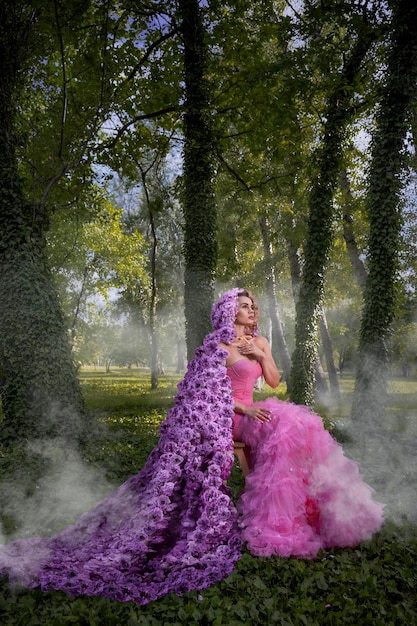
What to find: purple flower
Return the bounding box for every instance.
[203,335,220,351]
[162,441,180,454]
[198,388,211,402]
[159,482,176,496]
[149,508,164,523]
[205,474,223,488]
[153,469,171,483]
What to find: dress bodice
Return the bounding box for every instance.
[226,358,263,405]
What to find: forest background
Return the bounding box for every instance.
[1,0,417,622]
[1,0,417,524]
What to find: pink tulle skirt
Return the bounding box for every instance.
[234,398,384,558]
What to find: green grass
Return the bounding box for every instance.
[0,367,416,625]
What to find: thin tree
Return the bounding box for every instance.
[319,306,340,398]
[340,169,368,292]
[259,215,292,390]
[138,163,160,389]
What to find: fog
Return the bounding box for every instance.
[1,298,416,546]
[2,390,414,547]
[0,435,114,544]
[326,401,417,527]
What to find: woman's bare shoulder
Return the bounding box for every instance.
[254,335,270,347]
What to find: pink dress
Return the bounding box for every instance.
[227,358,384,558]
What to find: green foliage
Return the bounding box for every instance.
[0,369,417,624]
[49,196,150,304]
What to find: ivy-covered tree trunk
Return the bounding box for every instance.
[179,0,217,360]
[290,29,375,405]
[0,3,85,443]
[352,0,417,425]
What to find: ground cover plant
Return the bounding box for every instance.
[0,367,416,625]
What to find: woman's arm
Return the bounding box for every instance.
[256,336,280,388]
[234,399,271,423]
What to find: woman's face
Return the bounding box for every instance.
[235,296,256,328]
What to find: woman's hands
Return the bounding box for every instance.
[236,404,271,423]
[237,337,264,361]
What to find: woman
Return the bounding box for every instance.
[0,288,383,604]
[219,289,384,558]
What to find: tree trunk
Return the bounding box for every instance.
[140,166,159,389]
[0,2,85,443]
[286,232,302,303]
[259,216,292,390]
[179,0,217,360]
[71,262,92,345]
[0,215,86,442]
[149,207,159,389]
[340,169,368,292]
[319,306,340,398]
[286,231,328,396]
[352,0,417,426]
[314,352,328,397]
[176,337,186,374]
[290,29,375,406]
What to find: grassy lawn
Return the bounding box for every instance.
[0,367,416,625]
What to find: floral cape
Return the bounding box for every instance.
[0,289,243,604]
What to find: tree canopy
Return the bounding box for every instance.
[1,0,417,439]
